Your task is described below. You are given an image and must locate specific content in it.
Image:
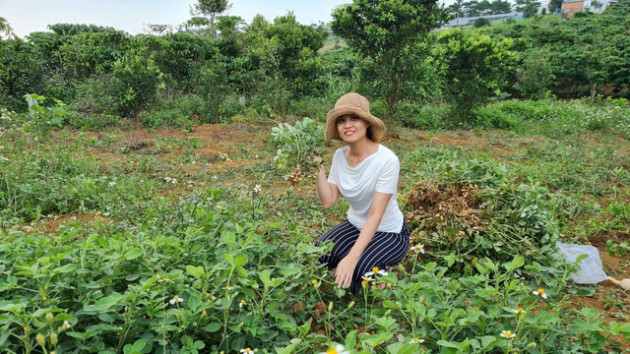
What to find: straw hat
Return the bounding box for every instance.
[325,92,386,143]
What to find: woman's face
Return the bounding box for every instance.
[336,114,370,143]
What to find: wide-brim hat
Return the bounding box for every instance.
[325,92,386,143]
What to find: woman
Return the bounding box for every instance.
[315,92,409,293]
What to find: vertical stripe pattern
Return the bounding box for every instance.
[316,220,410,294]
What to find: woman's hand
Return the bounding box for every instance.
[311,154,324,164]
[335,256,358,289]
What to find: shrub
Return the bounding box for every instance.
[112,53,162,117]
[397,102,447,130]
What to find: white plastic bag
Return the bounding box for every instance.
[556,242,608,284]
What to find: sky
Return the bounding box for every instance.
[0,0,360,38]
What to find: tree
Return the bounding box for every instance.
[488,0,512,14]
[188,0,231,39]
[548,0,563,14]
[515,0,541,17]
[0,17,14,38]
[331,0,449,124]
[434,29,516,124]
[448,0,466,19]
[461,0,480,16]
[474,18,491,27]
[515,49,556,99]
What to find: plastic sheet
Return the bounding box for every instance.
[556,242,608,284]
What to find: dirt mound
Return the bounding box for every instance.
[405,181,485,242]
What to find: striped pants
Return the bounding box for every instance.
[316,220,410,294]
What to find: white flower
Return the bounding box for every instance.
[319,344,350,354]
[363,266,388,279]
[409,337,425,344]
[253,184,262,193]
[62,320,71,329]
[240,348,257,354]
[108,181,116,186]
[511,307,525,314]
[532,288,548,299]
[169,295,184,305]
[239,299,246,308]
[500,330,516,339]
[410,244,425,254]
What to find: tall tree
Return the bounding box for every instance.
[548,0,563,14]
[190,0,231,39]
[488,0,512,14]
[515,0,541,17]
[0,17,14,38]
[463,0,481,16]
[331,0,449,124]
[448,0,466,19]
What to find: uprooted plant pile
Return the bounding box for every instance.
[402,147,562,272]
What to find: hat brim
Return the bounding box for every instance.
[325,106,386,143]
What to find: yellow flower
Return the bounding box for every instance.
[312,279,319,286]
[471,258,478,266]
[410,337,425,344]
[511,306,525,314]
[239,299,246,308]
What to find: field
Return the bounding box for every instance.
[1,115,630,353]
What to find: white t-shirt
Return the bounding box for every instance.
[328,144,404,233]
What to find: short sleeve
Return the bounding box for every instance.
[375,154,399,194]
[327,149,341,185]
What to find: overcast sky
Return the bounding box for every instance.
[0,0,363,38]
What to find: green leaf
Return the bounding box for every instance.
[504,255,525,271]
[344,330,357,349]
[259,270,272,287]
[186,265,205,279]
[54,263,79,274]
[124,248,143,260]
[234,255,247,266]
[572,319,603,333]
[275,338,302,354]
[204,322,221,333]
[480,336,499,350]
[86,292,124,312]
[361,332,389,347]
[387,342,416,354]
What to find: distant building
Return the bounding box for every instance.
[561,0,585,17]
[561,0,618,17]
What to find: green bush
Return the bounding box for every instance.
[218,96,245,122]
[69,76,118,114]
[139,109,194,129]
[112,53,162,117]
[289,96,330,122]
[397,102,447,130]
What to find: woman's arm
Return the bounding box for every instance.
[316,164,340,209]
[334,192,392,288]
